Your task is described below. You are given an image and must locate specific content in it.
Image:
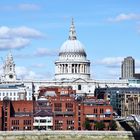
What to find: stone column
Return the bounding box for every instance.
[74,64,75,73]
[66,64,68,73]
[80,64,83,73]
[62,64,64,73]
[64,64,66,73]
[68,64,71,73]
[59,64,61,73]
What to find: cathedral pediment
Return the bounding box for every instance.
[72,78,88,83]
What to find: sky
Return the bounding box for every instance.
[0,0,140,80]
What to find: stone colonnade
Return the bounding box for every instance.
[56,63,90,74]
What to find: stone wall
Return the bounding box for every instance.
[0,131,139,140]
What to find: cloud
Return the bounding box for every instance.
[108,13,140,22]
[0,26,43,50]
[95,57,124,68]
[16,66,52,80]
[34,48,58,57]
[0,3,40,11]
[31,63,46,68]
[18,3,40,11]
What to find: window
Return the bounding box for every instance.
[11,120,19,125]
[65,103,73,111]
[78,105,81,110]
[55,120,63,130]
[100,108,104,114]
[67,120,74,125]
[24,120,31,125]
[40,119,46,123]
[54,103,62,111]
[78,85,81,90]
[94,108,97,114]
[10,65,12,71]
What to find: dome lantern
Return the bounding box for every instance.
[69,18,77,40]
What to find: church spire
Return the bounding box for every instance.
[69,18,77,40]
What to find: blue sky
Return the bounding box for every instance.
[0,0,140,80]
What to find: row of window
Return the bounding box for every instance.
[54,103,74,112]
[0,92,17,96]
[93,108,104,114]
[0,92,32,97]
[0,97,32,101]
[11,120,32,125]
[11,126,32,130]
[12,120,19,125]
[24,120,32,125]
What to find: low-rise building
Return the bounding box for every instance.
[0,97,33,131]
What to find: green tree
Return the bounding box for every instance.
[95,121,105,130]
[83,118,91,130]
[109,120,117,130]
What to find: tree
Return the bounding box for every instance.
[83,118,91,130]
[109,120,117,130]
[94,121,105,130]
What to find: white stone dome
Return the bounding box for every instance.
[55,19,90,80]
[59,40,86,57]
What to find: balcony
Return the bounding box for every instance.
[54,111,74,116]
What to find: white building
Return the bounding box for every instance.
[0,52,33,101]
[0,19,130,99]
[33,116,53,130]
[55,19,90,80]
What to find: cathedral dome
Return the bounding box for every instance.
[59,40,86,57]
[58,19,86,57]
[55,19,90,80]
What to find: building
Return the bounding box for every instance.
[0,19,129,100]
[83,98,113,130]
[55,18,90,80]
[1,51,17,82]
[0,83,33,101]
[37,86,113,130]
[33,97,53,130]
[95,87,140,117]
[0,51,33,101]
[0,97,33,131]
[121,56,135,79]
[0,85,113,131]
[121,93,140,117]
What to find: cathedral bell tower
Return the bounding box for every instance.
[2,52,17,82]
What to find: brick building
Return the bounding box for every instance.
[0,86,113,131]
[38,86,113,130]
[83,98,113,130]
[0,97,33,131]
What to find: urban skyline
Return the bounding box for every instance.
[0,0,140,80]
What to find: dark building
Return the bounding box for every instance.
[121,56,135,79]
[95,87,140,117]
